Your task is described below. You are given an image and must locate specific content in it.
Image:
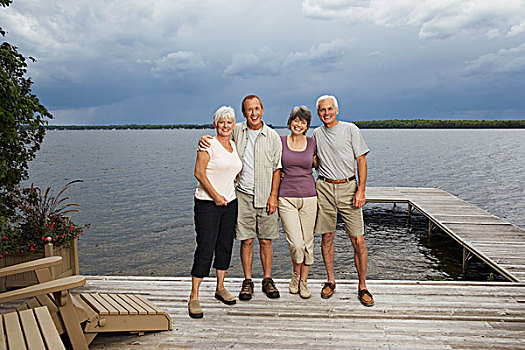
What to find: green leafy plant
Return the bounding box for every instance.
[1,0,53,218]
[0,180,88,257]
[487,273,495,282]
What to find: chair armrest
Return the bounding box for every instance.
[0,275,86,303]
[0,256,63,278]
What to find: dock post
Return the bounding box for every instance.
[407,203,412,224]
[462,247,472,272]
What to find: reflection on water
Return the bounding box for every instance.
[362,204,505,281]
[24,129,524,280]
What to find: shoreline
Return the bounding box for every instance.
[45,119,525,130]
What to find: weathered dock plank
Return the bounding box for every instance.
[366,187,525,282]
[75,276,525,349]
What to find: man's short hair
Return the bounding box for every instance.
[241,95,263,116]
[287,106,311,134]
[213,106,236,125]
[316,95,339,111]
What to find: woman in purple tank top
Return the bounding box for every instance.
[278,106,318,299]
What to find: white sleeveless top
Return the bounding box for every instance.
[195,137,242,203]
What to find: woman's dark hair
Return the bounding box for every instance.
[287,106,311,134]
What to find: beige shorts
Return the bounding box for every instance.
[236,190,280,240]
[278,196,317,265]
[314,178,364,237]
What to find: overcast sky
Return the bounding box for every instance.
[2,0,525,125]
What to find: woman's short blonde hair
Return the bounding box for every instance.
[213,106,236,125]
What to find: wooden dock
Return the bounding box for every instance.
[79,276,525,349]
[1,187,523,348]
[366,187,525,282]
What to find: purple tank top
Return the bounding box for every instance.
[278,135,317,198]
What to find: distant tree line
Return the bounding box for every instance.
[45,119,525,130]
[46,123,214,130]
[352,119,525,129]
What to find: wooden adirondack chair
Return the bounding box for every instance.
[1,306,65,350]
[2,250,172,348]
[0,237,79,292]
[0,256,87,349]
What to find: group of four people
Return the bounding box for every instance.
[188,94,373,318]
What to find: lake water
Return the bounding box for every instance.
[25,128,525,281]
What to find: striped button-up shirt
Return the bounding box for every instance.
[232,122,282,208]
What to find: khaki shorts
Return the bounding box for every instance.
[278,196,317,265]
[314,178,364,237]
[236,190,279,240]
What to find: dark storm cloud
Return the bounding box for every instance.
[1,0,524,124]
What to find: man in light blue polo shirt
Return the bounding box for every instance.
[313,94,374,307]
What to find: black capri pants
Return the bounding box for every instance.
[191,198,238,278]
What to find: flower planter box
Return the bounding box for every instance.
[0,237,79,291]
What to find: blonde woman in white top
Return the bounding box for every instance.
[189,106,243,318]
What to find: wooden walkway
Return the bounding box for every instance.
[76,276,525,349]
[366,187,525,282]
[2,187,523,348]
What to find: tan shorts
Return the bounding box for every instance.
[278,196,317,265]
[236,190,279,240]
[314,178,364,237]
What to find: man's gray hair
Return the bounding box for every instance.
[316,95,339,111]
[213,106,236,125]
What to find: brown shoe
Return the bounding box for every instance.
[358,289,374,307]
[188,300,203,318]
[215,288,236,305]
[262,277,280,299]
[239,279,254,301]
[321,282,335,299]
